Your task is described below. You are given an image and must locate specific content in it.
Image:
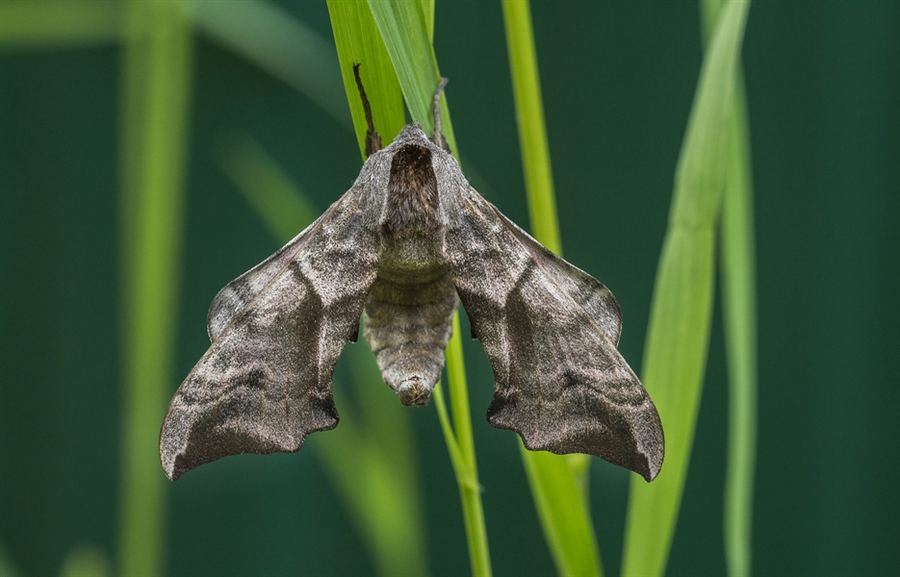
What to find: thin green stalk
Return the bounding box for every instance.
[501,0,561,255]
[720,76,756,577]
[502,1,601,576]
[442,315,493,577]
[699,4,758,576]
[621,3,750,576]
[329,4,491,573]
[118,1,193,575]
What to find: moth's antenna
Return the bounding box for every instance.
[353,63,383,156]
[432,77,450,153]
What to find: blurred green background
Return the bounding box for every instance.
[1,1,897,576]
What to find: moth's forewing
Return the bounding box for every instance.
[159,164,385,480]
[437,149,664,481]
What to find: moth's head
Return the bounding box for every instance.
[391,124,448,156]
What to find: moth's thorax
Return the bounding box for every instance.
[377,139,449,284]
[384,143,441,232]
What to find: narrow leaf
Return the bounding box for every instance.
[699,5,758,576]
[367,0,457,153]
[622,3,751,576]
[719,75,757,577]
[327,0,405,155]
[502,1,601,576]
[358,4,487,574]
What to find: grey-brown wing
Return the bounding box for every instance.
[160,189,380,481]
[206,209,330,341]
[445,184,664,482]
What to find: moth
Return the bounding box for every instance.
[160,66,664,482]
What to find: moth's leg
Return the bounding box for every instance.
[353,62,383,156]
[432,77,451,153]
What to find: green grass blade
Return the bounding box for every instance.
[520,451,601,577]
[621,3,750,577]
[366,0,457,153]
[117,1,194,575]
[60,546,111,577]
[0,0,121,49]
[700,4,758,576]
[445,314,493,577]
[327,0,406,154]
[217,135,430,577]
[501,1,601,576]
[501,0,561,255]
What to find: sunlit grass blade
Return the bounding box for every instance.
[327,0,406,154]
[216,134,429,577]
[185,0,348,128]
[117,1,193,575]
[519,452,601,577]
[0,0,120,49]
[621,3,750,577]
[501,1,601,576]
[501,0,561,255]
[367,0,457,152]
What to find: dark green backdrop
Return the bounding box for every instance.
[1,2,898,576]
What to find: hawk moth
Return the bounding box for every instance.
[160,69,664,482]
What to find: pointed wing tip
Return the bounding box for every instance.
[490,411,665,481]
[159,439,191,481]
[638,452,664,482]
[163,462,182,482]
[158,410,341,481]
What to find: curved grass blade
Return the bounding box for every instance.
[621,3,751,576]
[436,315,493,577]
[327,0,405,155]
[501,1,601,576]
[366,0,457,152]
[718,78,757,577]
[361,3,489,574]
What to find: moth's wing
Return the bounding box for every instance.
[160,189,380,481]
[207,210,330,341]
[445,183,664,481]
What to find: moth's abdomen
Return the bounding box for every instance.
[363,235,458,406]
